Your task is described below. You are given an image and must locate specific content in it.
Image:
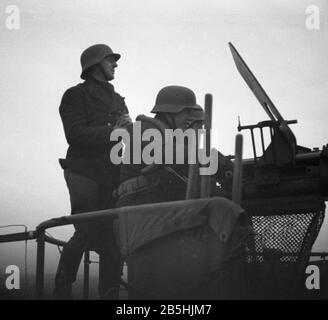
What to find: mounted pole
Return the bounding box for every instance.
[232,134,243,205]
[186,164,199,199]
[186,127,199,199]
[35,229,45,299]
[200,94,212,198]
[83,250,90,300]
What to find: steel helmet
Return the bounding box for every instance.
[151,86,202,114]
[191,107,205,121]
[80,44,121,79]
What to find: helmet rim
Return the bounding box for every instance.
[151,85,202,114]
[151,103,202,114]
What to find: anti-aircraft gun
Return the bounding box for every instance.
[216,43,328,203]
[211,43,328,298]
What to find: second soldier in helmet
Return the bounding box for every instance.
[115,85,204,208]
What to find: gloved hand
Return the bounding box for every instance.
[115,113,132,129]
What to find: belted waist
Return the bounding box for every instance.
[115,173,161,198]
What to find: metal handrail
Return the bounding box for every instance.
[0,230,66,247]
[1,201,327,299]
[0,229,97,299]
[0,203,188,299]
[35,207,123,299]
[36,208,120,232]
[33,202,188,298]
[0,207,121,299]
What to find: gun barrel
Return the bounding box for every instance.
[240,149,328,200]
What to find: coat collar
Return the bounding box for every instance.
[83,78,114,101]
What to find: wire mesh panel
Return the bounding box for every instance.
[242,195,325,299]
[252,213,322,262]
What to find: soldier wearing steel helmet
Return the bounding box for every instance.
[54,44,132,299]
[151,85,204,131]
[115,85,204,208]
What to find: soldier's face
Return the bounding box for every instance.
[100,56,118,81]
[175,109,196,130]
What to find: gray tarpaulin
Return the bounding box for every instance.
[118,197,251,255]
[116,197,252,299]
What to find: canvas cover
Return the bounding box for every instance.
[117,197,252,299]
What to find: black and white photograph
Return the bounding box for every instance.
[0,0,327,304]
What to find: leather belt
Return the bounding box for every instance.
[115,173,161,198]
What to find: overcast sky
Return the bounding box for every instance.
[0,0,327,279]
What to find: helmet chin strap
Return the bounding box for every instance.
[165,114,177,130]
[99,64,110,82]
[171,115,177,130]
[157,113,177,130]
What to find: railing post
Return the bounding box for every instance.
[232,134,243,205]
[83,250,90,300]
[186,131,200,200]
[200,93,213,198]
[35,229,45,299]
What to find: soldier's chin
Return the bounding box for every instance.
[106,73,115,81]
